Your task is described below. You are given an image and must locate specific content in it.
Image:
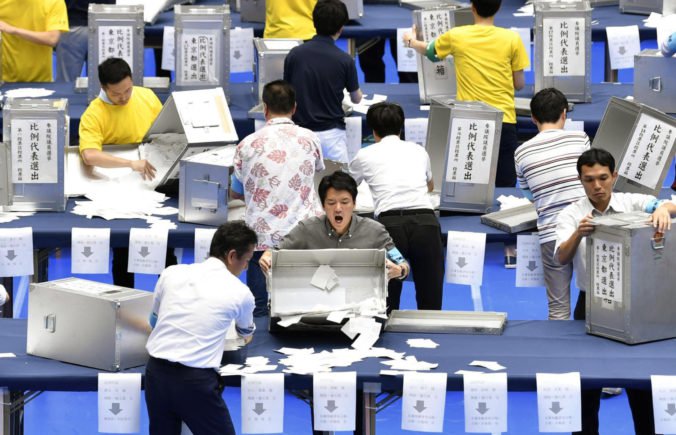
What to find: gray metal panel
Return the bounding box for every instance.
[385,310,507,334]
[589,0,618,5]
[253,38,303,104]
[240,0,265,23]
[633,49,676,114]
[424,100,452,193]
[343,0,364,19]
[619,0,663,14]
[0,142,9,208]
[480,203,538,233]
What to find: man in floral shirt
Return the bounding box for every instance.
[231,80,324,316]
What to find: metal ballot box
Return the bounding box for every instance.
[343,0,364,20]
[27,278,153,371]
[592,97,676,196]
[174,5,231,96]
[619,0,664,15]
[633,49,676,114]
[178,146,235,225]
[425,99,502,212]
[400,0,462,10]
[87,4,145,102]
[268,249,387,332]
[585,213,676,344]
[589,0,618,5]
[534,0,592,103]
[1,99,69,212]
[413,3,473,104]
[240,0,265,23]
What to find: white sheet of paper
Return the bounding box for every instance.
[98,26,134,71]
[241,373,284,434]
[511,27,532,72]
[98,373,141,434]
[651,375,676,434]
[656,14,676,49]
[445,231,486,286]
[345,116,363,162]
[396,28,418,72]
[161,26,175,71]
[311,265,339,291]
[327,310,350,324]
[404,118,429,146]
[56,279,122,296]
[313,371,357,431]
[516,234,545,287]
[230,27,255,73]
[469,360,506,371]
[277,314,304,328]
[351,322,382,351]
[127,228,169,275]
[402,372,447,433]
[71,228,111,274]
[463,372,508,434]
[0,353,16,358]
[194,228,217,264]
[0,227,34,277]
[406,338,439,349]
[606,25,641,69]
[536,372,582,433]
[564,119,585,132]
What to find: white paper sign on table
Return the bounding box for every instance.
[0,227,34,277]
[606,25,641,70]
[396,28,418,72]
[564,119,585,132]
[405,118,429,146]
[651,375,676,434]
[463,372,508,434]
[401,372,447,432]
[71,228,111,274]
[194,228,217,264]
[127,228,169,275]
[516,234,545,287]
[511,27,532,72]
[98,26,134,69]
[98,373,141,434]
[536,372,581,433]
[445,231,486,285]
[313,371,357,431]
[241,373,285,434]
[161,26,175,71]
[230,27,255,73]
[345,116,363,163]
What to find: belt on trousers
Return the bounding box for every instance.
[379,208,435,217]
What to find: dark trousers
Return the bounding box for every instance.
[145,356,235,435]
[378,210,444,311]
[247,250,269,317]
[357,37,418,83]
[573,292,656,435]
[496,123,519,188]
[112,247,177,288]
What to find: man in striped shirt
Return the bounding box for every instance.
[514,88,590,320]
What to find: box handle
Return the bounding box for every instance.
[651,232,665,250]
[44,314,56,333]
[649,77,662,92]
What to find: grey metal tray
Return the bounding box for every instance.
[385,310,507,334]
[480,203,538,233]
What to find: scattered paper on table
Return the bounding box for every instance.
[469,360,506,371]
[5,88,55,98]
[277,314,304,328]
[406,338,439,349]
[327,310,351,324]
[0,353,16,358]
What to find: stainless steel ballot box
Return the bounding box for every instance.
[425,99,502,212]
[633,49,676,114]
[1,99,69,212]
[619,0,664,15]
[174,5,231,96]
[413,3,472,104]
[27,278,153,371]
[592,97,676,196]
[585,212,676,344]
[534,0,592,103]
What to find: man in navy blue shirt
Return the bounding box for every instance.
[284,0,362,163]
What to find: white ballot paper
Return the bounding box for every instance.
[606,25,641,70]
[311,265,340,292]
[469,360,506,371]
[98,373,142,434]
[0,227,34,277]
[405,118,429,146]
[564,119,585,132]
[127,228,169,275]
[71,228,111,274]
[194,228,217,264]
[345,116,363,162]
[313,371,357,432]
[463,372,508,434]
[511,27,532,72]
[241,373,284,434]
[230,27,255,73]
[536,372,581,433]
[402,372,447,433]
[651,375,676,434]
[516,234,545,287]
[161,26,175,71]
[397,28,418,72]
[445,231,486,286]
[407,338,439,349]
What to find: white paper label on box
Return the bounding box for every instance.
[71,228,111,274]
[463,372,508,434]
[605,25,641,70]
[402,372,447,433]
[445,231,486,286]
[179,29,220,84]
[98,26,134,69]
[651,375,676,434]
[516,234,545,287]
[619,114,675,190]
[511,27,532,72]
[536,372,582,433]
[241,373,285,434]
[419,9,452,41]
[0,227,34,277]
[98,373,141,434]
[405,118,429,146]
[445,118,495,185]
[345,116,363,163]
[10,119,59,184]
[230,27,255,73]
[194,228,217,264]
[543,18,585,77]
[313,371,356,431]
[396,28,417,73]
[127,228,168,275]
[161,26,175,71]
[564,119,585,132]
[592,239,623,306]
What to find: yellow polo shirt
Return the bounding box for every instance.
[78,87,162,153]
[0,0,68,82]
[264,0,317,40]
[434,25,529,124]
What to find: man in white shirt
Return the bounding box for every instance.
[349,102,443,311]
[145,221,257,435]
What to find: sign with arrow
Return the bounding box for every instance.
[0,227,33,277]
[313,371,356,431]
[606,25,640,70]
[536,372,581,432]
[241,373,284,434]
[516,234,545,287]
[463,372,507,433]
[98,373,141,433]
[396,28,418,72]
[404,118,429,146]
[127,228,168,275]
[445,231,486,286]
[402,372,447,432]
[230,27,254,73]
[72,227,110,274]
[651,375,676,434]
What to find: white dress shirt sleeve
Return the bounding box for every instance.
[235,291,256,337]
[553,202,581,261]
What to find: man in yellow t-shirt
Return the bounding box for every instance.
[264,0,317,40]
[403,0,529,188]
[0,0,69,82]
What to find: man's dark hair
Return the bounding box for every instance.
[470,0,501,18]
[366,102,405,138]
[318,171,358,205]
[313,0,349,36]
[262,80,296,114]
[576,148,615,176]
[530,88,568,124]
[98,58,132,86]
[209,221,258,260]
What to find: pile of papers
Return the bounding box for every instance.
[4,88,55,99]
[497,194,532,210]
[219,356,279,376]
[0,211,34,224]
